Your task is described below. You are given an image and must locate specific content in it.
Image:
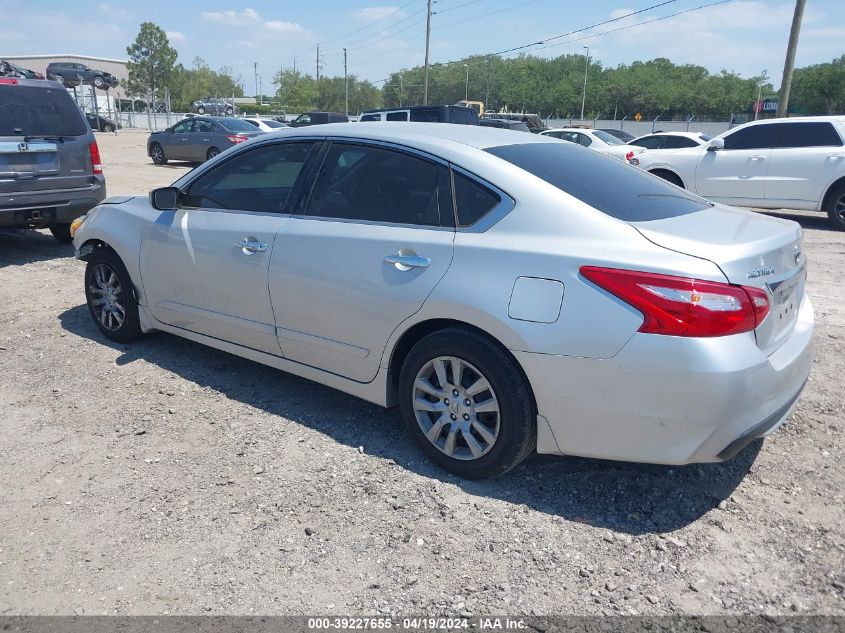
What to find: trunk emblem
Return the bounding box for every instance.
[747,267,775,279]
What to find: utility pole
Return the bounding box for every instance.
[485,57,491,109]
[463,64,469,101]
[777,0,806,117]
[423,0,432,105]
[316,44,321,81]
[344,48,349,116]
[399,73,404,107]
[258,76,263,106]
[580,46,589,121]
[253,62,258,101]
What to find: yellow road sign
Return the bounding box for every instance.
[634,112,642,122]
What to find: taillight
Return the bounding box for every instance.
[0,78,18,85]
[580,266,771,337]
[226,134,248,144]
[88,141,103,175]
[625,150,635,162]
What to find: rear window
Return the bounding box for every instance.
[485,143,711,222]
[593,130,624,145]
[216,118,257,132]
[0,84,87,136]
[410,108,444,123]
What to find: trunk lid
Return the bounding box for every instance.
[632,204,805,355]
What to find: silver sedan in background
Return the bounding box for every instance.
[146,116,263,165]
[73,123,813,479]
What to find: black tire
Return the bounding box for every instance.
[825,182,845,231]
[103,123,114,133]
[226,107,234,115]
[398,327,536,479]
[197,106,206,115]
[206,147,220,161]
[93,76,104,89]
[150,143,167,165]
[54,74,65,86]
[49,223,73,243]
[650,169,684,188]
[84,249,142,343]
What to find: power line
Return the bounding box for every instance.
[324,7,427,52]
[348,15,429,52]
[320,0,419,45]
[434,0,541,30]
[434,0,485,15]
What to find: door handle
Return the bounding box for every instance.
[384,253,430,271]
[202,138,210,142]
[750,156,765,161]
[235,239,268,255]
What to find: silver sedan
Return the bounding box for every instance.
[72,123,814,479]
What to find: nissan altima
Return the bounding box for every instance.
[71,123,814,479]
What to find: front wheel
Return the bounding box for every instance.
[206,147,220,161]
[197,106,206,115]
[826,183,845,231]
[54,74,65,86]
[150,143,167,165]
[93,76,105,89]
[398,328,536,479]
[103,123,114,133]
[49,223,73,243]
[84,249,142,343]
[226,107,234,115]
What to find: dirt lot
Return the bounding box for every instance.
[1,130,843,617]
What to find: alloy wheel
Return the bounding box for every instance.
[88,263,126,332]
[151,145,164,164]
[412,355,500,461]
[835,194,845,223]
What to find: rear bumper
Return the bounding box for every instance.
[0,182,106,228]
[517,294,814,465]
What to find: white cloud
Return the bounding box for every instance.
[264,20,306,34]
[98,2,133,20]
[201,8,261,26]
[166,31,186,43]
[355,6,399,22]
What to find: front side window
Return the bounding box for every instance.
[194,120,214,133]
[296,114,312,125]
[723,124,779,150]
[172,120,194,134]
[386,111,408,121]
[776,122,842,148]
[360,113,380,121]
[664,136,698,149]
[184,142,315,213]
[305,143,447,226]
[633,135,664,150]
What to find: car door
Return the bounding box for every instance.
[632,135,665,150]
[765,121,845,207]
[163,119,194,160]
[695,123,776,203]
[268,141,455,383]
[140,140,319,353]
[192,119,216,161]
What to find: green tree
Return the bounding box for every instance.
[273,68,318,111]
[125,22,178,100]
[791,55,845,114]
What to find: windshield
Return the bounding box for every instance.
[216,118,257,132]
[592,130,624,145]
[0,84,87,136]
[485,142,711,222]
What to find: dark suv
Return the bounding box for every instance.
[46,62,118,89]
[0,77,106,242]
[191,98,237,116]
[288,112,349,127]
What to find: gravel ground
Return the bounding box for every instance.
[0,131,843,617]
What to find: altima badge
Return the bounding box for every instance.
[794,245,802,266]
[747,267,775,279]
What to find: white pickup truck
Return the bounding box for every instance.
[630,116,845,230]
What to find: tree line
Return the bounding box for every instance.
[125,22,844,118]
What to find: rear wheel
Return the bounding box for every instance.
[226,106,234,115]
[150,143,167,165]
[650,169,684,188]
[84,249,142,343]
[103,123,114,133]
[825,183,845,231]
[49,223,73,243]
[398,327,536,479]
[54,74,65,86]
[206,147,220,161]
[197,106,206,115]
[93,76,105,89]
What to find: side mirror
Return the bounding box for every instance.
[707,138,725,151]
[150,187,181,210]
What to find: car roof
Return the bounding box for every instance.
[0,77,63,89]
[740,115,845,126]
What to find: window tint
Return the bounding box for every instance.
[544,131,562,139]
[450,108,476,124]
[776,122,842,148]
[217,118,255,132]
[184,142,314,213]
[486,143,710,222]
[633,135,664,150]
[360,113,380,121]
[664,136,698,149]
[386,111,408,121]
[0,85,86,136]
[296,114,312,124]
[243,119,260,128]
[575,133,592,147]
[410,108,443,123]
[305,143,446,226]
[453,172,501,227]
[593,130,623,145]
[172,120,193,134]
[723,124,779,150]
[194,119,214,133]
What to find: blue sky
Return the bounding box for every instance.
[1,0,843,93]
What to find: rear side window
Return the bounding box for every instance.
[410,108,443,123]
[632,136,664,149]
[0,85,86,136]
[485,143,710,222]
[360,113,380,121]
[305,143,449,226]
[386,111,408,121]
[776,122,842,148]
[184,142,315,213]
[450,108,477,125]
[453,172,500,227]
[723,124,779,150]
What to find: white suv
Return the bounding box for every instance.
[630,116,845,230]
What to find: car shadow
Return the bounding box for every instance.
[757,209,836,232]
[0,229,74,268]
[58,304,760,536]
